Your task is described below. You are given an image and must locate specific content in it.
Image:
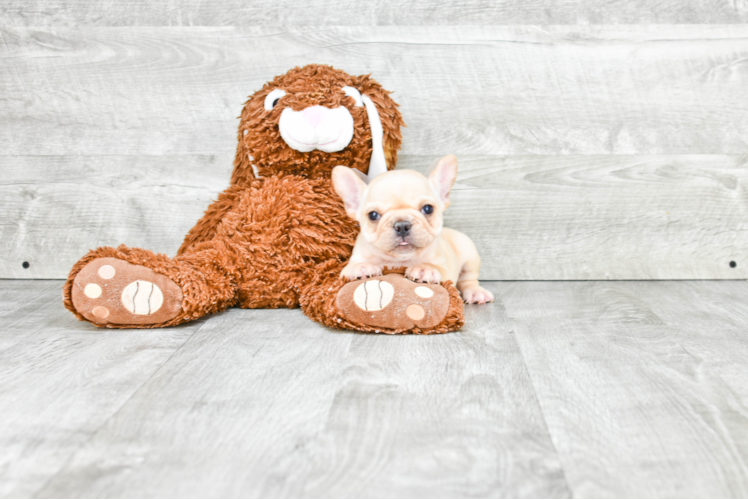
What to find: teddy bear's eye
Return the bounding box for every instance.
[264,89,287,111]
[421,204,434,215]
[368,211,380,221]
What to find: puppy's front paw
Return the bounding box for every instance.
[405,265,442,284]
[461,286,495,304]
[341,263,383,281]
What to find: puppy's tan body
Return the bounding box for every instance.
[332,156,494,304]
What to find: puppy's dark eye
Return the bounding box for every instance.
[368,211,380,221]
[421,204,434,215]
[272,98,280,108]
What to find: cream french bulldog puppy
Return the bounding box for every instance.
[332,155,494,304]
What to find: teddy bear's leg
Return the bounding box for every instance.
[299,262,465,335]
[64,241,240,328]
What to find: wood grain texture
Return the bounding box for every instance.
[2,26,748,157]
[497,280,748,497]
[0,155,232,279]
[406,154,748,280]
[0,280,205,498]
[2,0,747,26]
[4,279,748,497]
[34,290,569,498]
[3,25,748,280]
[0,279,61,353]
[3,154,747,280]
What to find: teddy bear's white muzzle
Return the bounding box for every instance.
[279,105,354,153]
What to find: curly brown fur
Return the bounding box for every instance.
[63,64,463,334]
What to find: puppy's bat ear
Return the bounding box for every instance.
[351,168,370,184]
[332,166,368,219]
[428,155,458,209]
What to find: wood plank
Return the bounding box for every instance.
[2,26,748,156]
[34,286,569,498]
[0,279,204,498]
[497,280,748,497]
[2,154,747,280]
[406,154,748,280]
[1,0,746,26]
[0,155,232,279]
[0,279,61,352]
[628,280,748,411]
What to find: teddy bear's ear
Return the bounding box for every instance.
[352,75,404,180]
[361,93,388,179]
[332,166,368,219]
[341,84,386,179]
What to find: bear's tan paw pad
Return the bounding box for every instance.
[71,257,182,326]
[352,279,394,311]
[336,274,450,332]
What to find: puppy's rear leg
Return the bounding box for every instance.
[456,252,494,305]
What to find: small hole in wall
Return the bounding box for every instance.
[22,261,30,269]
[730,261,737,268]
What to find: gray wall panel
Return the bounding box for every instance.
[2,24,747,279]
[3,155,746,280]
[2,27,747,157]
[2,0,747,26]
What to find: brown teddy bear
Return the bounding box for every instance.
[63,65,465,334]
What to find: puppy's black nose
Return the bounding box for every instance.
[394,221,411,237]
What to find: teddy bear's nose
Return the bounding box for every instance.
[301,106,327,128]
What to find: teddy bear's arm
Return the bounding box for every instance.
[177,184,249,256]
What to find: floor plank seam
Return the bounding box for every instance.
[0,282,67,356]
[28,316,212,498]
[501,303,575,499]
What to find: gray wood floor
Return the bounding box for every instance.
[2,280,748,498]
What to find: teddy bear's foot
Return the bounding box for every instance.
[336,273,451,332]
[70,257,183,326]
